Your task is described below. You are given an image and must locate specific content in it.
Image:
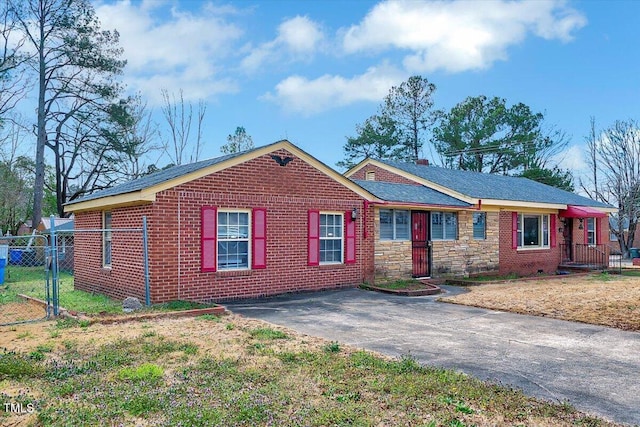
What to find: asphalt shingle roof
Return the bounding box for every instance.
[67,146,265,205]
[353,180,471,207]
[379,160,610,208]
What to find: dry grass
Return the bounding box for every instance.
[0,313,617,426]
[441,272,640,331]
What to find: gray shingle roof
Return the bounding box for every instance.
[380,160,610,208]
[67,146,266,205]
[353,180,471,207]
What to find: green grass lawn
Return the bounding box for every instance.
[1,266,218,316]
[0,266,121,315]
[366,279,427,290]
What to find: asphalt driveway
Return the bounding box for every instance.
[226,286,640,426]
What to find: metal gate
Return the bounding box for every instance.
[411,211,431,277]
[0,227,59,326]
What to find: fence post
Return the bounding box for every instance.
[50,215,59,316]
[143,216,151,306]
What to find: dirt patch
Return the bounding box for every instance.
[0,313,330,360]
[440,273,640,331]
[0,300,48,325]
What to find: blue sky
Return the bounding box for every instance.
[94,0,640,177]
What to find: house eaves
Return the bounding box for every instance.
[65,140,378,213]
[346,158,615,212]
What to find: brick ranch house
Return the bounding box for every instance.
[65,140,614,303]
[64,140,377,303]
[345,158,615,280]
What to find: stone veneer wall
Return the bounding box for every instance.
[431,211,499,277]
[373,209,500,280]
[373,209,413,280]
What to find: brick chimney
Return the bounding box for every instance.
[416,159,429,166]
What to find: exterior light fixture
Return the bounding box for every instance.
[351,208,357,220]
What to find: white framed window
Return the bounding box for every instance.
[473,212,486,240]
[586,218,596,245]
[431,212,457,240]
[103,211,112,267]
[217,210,250,270]
[379,209,410,240]
[517,213,550,249]
[320,213,343,264]
[365,171,375,181]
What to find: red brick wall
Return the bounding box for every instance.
[74,205,151,301]
[498,211,562,276]
[350,164,420,185]
[73,149,375,303]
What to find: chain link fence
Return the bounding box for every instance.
[0,234,54,325]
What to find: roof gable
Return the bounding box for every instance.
[347,158,612,210]
[65,140,377,212]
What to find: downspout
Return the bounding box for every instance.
[363,200,369,239]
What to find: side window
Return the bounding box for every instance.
[586,218,596,245]
[103,211,112,267]
[473,212,486,240]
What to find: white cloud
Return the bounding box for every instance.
[342,0,587,73]
[241,15,325,72]
[555,144,587,172]
[94,0,244,104]
[262,64,405,115]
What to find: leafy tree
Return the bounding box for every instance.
[432,95,567,175]
[161,89,206,165]
[381,75,437,162]
[519,166,574,192]
[337,114,405,170]
[221,126,254,154]
[582,118,640,258]
[0,156,33,235]
[10,0,127,224]
[338,75,436,168]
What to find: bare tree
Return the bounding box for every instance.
[10,0,127,225]
[0,0,29,120]
[160,89,206,165]
[109,95,161,180]
[582,118,640,258]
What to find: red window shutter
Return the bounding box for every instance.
[345,211,356,264]
[596,217,602,245]
[511,212,518,249]
[201,206,217,272]
[550,214,557,248]
[252,208,267,269]
[308,210,320,266]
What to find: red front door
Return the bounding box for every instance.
[411,211,430,277]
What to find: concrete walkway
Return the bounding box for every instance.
[226,287,640,426]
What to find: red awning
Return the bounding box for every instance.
[559,205,607,218]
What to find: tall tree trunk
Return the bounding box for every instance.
[32,6,46,229]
